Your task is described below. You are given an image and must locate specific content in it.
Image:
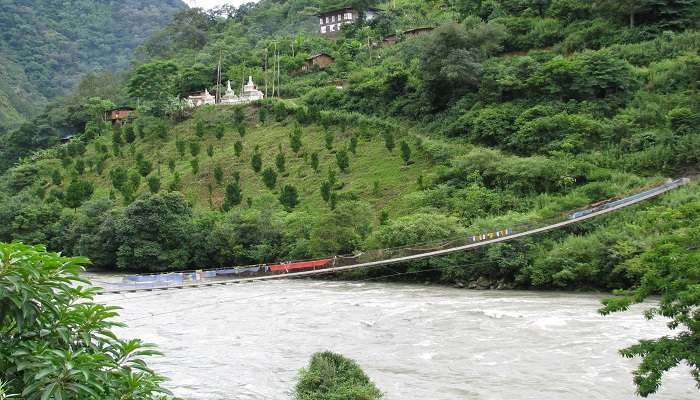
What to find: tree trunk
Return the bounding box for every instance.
[630,12,635,28]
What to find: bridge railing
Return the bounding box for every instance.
[111,178,689,291]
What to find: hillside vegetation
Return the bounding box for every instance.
[0,1,699,394]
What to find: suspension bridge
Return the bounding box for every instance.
[99,178,690,295]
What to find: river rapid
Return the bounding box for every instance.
[93,276,696,400]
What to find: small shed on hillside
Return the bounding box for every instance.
[301,53,336,72]
[106,107,135,126]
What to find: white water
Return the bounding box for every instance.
[95,277,696,399]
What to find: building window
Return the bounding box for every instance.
[321,26,327,33]
[325,16,329,23]
[338,14,342,20]
[345,12,353,20]
[319,18,323,25]
[331,15,335,22]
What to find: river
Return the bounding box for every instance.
[93,276,696,400]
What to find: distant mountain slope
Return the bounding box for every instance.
[0,0,187,127]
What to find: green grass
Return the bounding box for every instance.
[41,104,430,219]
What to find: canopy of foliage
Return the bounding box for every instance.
[295,351,383,400]
[0,242,171,399]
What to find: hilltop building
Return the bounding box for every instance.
[188,77,264,107]
[318,7,378,35]
[301,53,335,72]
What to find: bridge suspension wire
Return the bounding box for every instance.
[118,260,495,327]
[97,178,690,296]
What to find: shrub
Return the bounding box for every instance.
[336,149,350,172]
[148,176,161,193]
[223,181,242,210]
[251,148,263,173]
[262,167,278,189]
[400,141,411,165]
[295,352,382,400]
[279,184,299,210]
[0,242,171,399]
[310,152,320,172]
[383,130,395,152]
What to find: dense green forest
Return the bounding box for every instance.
[0,0,186,129]
[0,0,699,395]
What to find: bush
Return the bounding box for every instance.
[295,352,382,400]
[262,167,278,189]
[0,242,171,399]
[371,212,467,248]
[279,184,299,210]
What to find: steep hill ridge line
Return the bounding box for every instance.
[99,178,690,295]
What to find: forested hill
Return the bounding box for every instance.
[0,0,187,128]
[1,1,700,394]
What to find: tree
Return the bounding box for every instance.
[383,130,395,152]
[234,141,243,158]
[189,141,200,157]
[124,124,136,144]
[74,158,86,175]
[295,352,383,400]
[169,172,182,191]
[176,138,186,157]
[419,23,507,109]
[262,167,278,189]
[51,169,62,185]
[147,175,161,193]
[0,242,170,399]
[325,129,334,150]
[127,61,179,115]
[321,180,332,203]
[191,158,199,175]
[290,126,303,154]
[276,148,286,173]
[349,135,358,154]
[594,0,654,27]
[259,106,268,124]
[215,124,225,147]
[223,181,242,210]
[310,152,320,172]
[207,144,215,159]
[112,127,123,148]
[336,149,350,172]
[600,203,700,397]
[110,167,128,191]
[63,179,94,209]
[138,158,153,177]
[279,184,298,210]
[214,165,224,185]
[251,147,263,173]
[112,192,193,271]
[195,119,206,138]
[400,140,411,164]
[234,107,246,125]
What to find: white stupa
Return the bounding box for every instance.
[186,88,216,107]
[239,76,264,102]
[220,81,240,104]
